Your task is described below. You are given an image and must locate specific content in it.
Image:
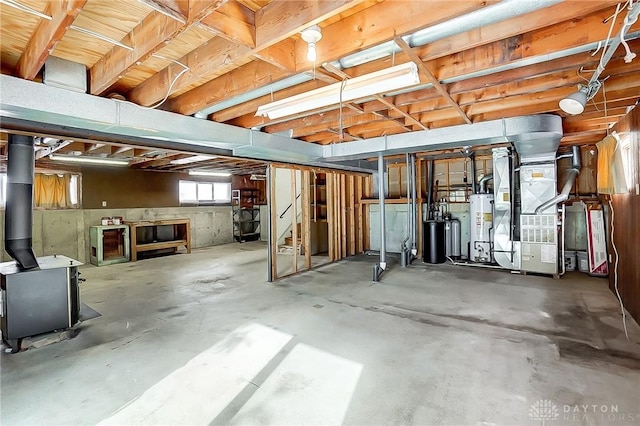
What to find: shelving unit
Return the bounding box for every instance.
[232,189,261,242]
[89,225,130,266]
[312,173,327,222]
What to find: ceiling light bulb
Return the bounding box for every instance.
[559,88,588,115]
[307,42,317,62]
[301,25,322,63]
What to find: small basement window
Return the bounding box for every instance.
[179,180,231,204]
[0,172,80,209]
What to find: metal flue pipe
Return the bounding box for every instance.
[378,152,387,269]
[410,154,417,254]
[470,154,477,194]
[535,146,581,214]
[5,134,38,270]
[479,174,494,194]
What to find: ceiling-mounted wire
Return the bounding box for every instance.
[0,0,50,19]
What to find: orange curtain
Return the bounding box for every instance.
[34,174,71,208]
[596,134,628,194]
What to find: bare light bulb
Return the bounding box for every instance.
[307,42,317,62]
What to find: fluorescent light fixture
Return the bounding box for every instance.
[49,154,129,166]
[256,62,420,120]
[559,87,589,115]
[170,155,217,165]
[189,170,231,177]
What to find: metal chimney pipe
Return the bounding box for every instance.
[5,134,39,270]
[410,154,417,253]
[535,146,581,214]
[378,152,387,269]
[470,154,478,194]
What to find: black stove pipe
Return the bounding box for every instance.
[5,134,38,270]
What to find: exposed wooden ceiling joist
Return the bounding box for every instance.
[16,0,87,80]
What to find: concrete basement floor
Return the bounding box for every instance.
[2,242,640,426]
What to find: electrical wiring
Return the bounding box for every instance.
[620,1,639,62]
[113,54,190,111]
[597,2,623,75]
[608,198,630,340]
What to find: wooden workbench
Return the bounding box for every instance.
[125,219,191,262]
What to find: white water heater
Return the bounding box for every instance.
[470,193,494,262]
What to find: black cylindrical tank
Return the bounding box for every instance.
[423,220,446,264]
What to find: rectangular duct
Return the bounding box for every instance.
[492,148,520,270]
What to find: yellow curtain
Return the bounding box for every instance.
[34,174,71,208]
[596,134,628,194]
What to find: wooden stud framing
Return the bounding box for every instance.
[340,174,347,258]
[356,176,364,254]
[302,170,312,270]
[349,175,356,257]
[326,173,336,262]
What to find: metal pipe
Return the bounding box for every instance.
[588,1,640,87]
[426,159,434,220]
[535,146,581,214]
[478,174,494,194]
[5,134,38,270]
[470,154,477,194]
[378,152,387,268]
[405,153,411,246]
[266,166,273,282]
[410,154,417,253]
[509,149,517,246]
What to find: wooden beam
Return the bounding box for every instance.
[212,78,326,122]
[253,39,296,71]
[394,37,472,124]
[321,62,417,132]
[90,12,183,95]
[139,0,368,109]
[199,1,255,47]
[167,0,493,117]
[129,37,254,106]
[293,0,497,71]
[187,0,228,22]
[138,0,187,21]
[255,0,366,46]
[164,60,288,115]
[16,0,87,80]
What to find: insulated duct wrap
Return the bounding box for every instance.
[492,148,520,270]
[5,134,38,270]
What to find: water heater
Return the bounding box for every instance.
[469,193,493,262]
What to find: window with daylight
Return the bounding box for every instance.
[179,180,231,204]
[0,173,80,209]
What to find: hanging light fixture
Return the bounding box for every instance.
[49,154,129,166]
[256,62,420,119]
[301,25,322,62]
[559,81,601,115]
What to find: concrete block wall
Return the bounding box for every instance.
[0,206,233,264]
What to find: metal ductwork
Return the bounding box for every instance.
[492,148,520,270]
[5,134,39,270]
[478,174,493,194]
[534,146,581,214]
